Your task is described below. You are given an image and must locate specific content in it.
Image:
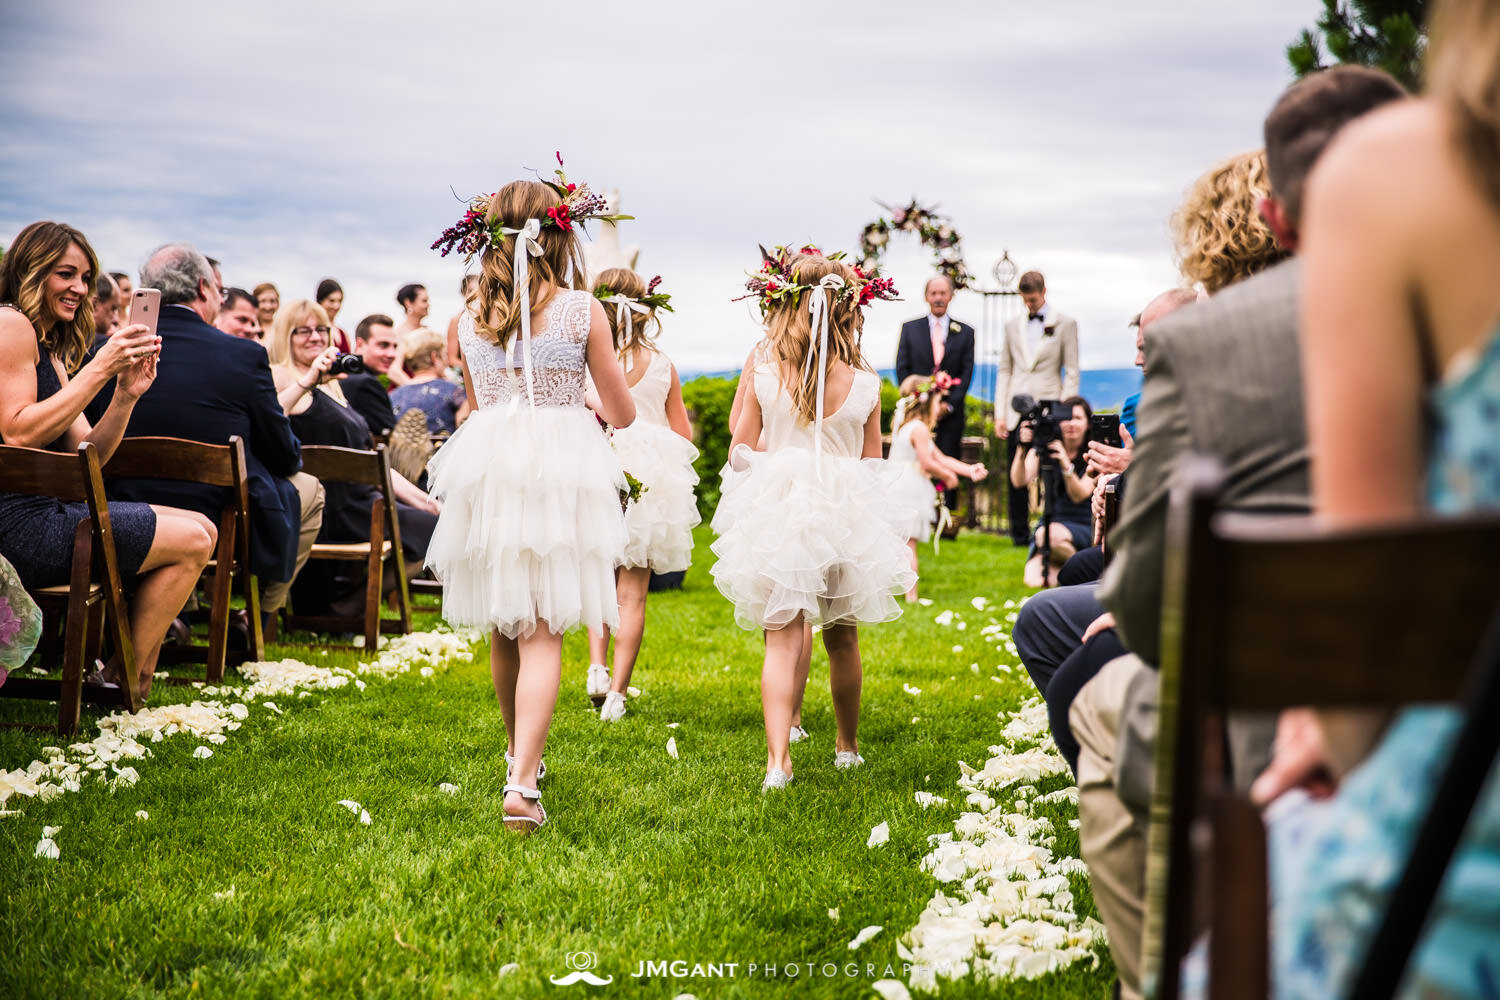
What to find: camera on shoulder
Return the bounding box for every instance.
[1011,393,1070,462]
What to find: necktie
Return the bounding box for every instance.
[931,321,945,368]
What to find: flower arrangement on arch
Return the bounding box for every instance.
[431,152,633,262]
[733,244,900,315]
[857,199,971,290]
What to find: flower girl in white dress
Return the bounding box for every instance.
[426,162,635,832]
[585,269,700,722]
[711,248,914,790]
[886,373,988,600]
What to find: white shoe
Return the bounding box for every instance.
[789,725,809,744]
[833,751,864,771]
[599,690,627,722]
[762,768,792,792]
[586,663,610,705]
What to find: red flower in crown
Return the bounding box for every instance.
[547,204,574,230]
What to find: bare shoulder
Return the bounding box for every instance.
[0,308,39,361]
[1308,100,1447,215]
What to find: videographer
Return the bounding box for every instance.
[1010,395,1096,588]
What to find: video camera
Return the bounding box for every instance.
[1010,393,1072,464]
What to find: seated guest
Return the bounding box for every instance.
[109,270,132,300]
[316,278,352,354]
[107,243,324,627]
[389,329,467,435]
[265,301,438,613]
[214,287,263,343]
[92,273,121,339]
[0,222,215,699]
[1065,69,1407,1000]
[342,313,400,437]
[1010,396,1096,587]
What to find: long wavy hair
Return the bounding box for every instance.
[763,253,870,427]
[0,221,98,373]
[472,180,586,348]
[1171,150,1290,294]
[595,267,660,360]
[1428,0,1500,213]
[897,373,943,432]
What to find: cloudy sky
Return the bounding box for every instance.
[2,0,1314,379]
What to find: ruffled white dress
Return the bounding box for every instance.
[883,419,939,543]
[710,362,915,630]
[425,290,626,638]
[611,350,700,572]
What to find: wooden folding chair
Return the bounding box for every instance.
[104,436,262,682]
[0,442,141,732]
[1144,458,1500,1000]
[280,444,411,649]
[1100,479,1121,565]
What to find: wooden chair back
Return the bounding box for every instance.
[1145,458,1500,1000]
[104,436,262,679]
[0,442,140,731]
[281,444,411,648]
[1100,479,1121,565]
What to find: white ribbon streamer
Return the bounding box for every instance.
[602,294,651,373]
[802,273,846,479]
[498,218,544,413]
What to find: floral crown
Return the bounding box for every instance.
[733,244,900,314]
[431,152,633,261]
[907,371,959,399]
[593,274,674,314]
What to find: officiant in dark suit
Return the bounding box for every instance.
[895,275,975,509]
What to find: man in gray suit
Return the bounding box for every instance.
[998,270,1079,544]
[1066,66,1408,1000]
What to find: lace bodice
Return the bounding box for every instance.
[459,290,590,409]
[753,364,878,459]
[626,350,672,428]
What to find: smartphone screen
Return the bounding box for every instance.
[127,288,161,337]
[1090,413,1123,449]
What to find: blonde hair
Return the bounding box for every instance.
[265,299,331,367]
[1171,150,1290,294]
[0,221,98,373]
[763,253,870,427]
[1428,0,1500,213]
[594,267,661,360]
[472,180,586,348]
[403,328,447,371]
[897,373,943,431]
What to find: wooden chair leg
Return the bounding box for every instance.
[57,523,94,735]
[204,513,236,683]
[243,573,264,662]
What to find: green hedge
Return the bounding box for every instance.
[682,375,738,519]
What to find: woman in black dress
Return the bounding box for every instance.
[0,221,216,697]
[265,299,438,613]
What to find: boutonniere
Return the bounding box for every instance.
[1042,324,1057,337]
[948,321,960,334]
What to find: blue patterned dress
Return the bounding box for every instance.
[1271,324,1500,999]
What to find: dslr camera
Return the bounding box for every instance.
[1011,393,1072,467]
[329,353,365,375]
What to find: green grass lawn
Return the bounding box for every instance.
[0,528,1113,999]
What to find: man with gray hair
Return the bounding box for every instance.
[107,242,322,635]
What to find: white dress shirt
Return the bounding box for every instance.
[1026,302,1051,359]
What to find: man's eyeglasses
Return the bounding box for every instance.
[291,326,332,339]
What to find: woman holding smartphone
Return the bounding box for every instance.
[0,221,216,699]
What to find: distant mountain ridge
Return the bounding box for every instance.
[680,365,1143,412]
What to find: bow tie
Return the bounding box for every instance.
[1028,313,1044,322]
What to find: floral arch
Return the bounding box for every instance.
[856,200,972,290]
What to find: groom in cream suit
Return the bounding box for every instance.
[998,270,1080,544]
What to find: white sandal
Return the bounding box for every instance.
[502,783,547,834]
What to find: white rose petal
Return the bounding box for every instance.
[957,621,967,631]
[192,746,213,759]
[419,667,434,678]
[867,822,890,848]
[911,717,921,724]
[847,925,883,950]
[264,702,282,714]
[438,783,460,795]
[917,598,933,606]
[873,980,913,1000]
[914,791,949,808]
[213,885,236,900]
[35,837,60,860]
[828,907,840,922]
[666,737,678,760]
[206,733,228,745]
[498,963,519,976]
[952,645,964,653]
[666,723,679,729]
[627,686,641,698]
[337,799,361,815]
[228,703,249,720]
[359,809,372,826]
[970,597,989,611]
[135,810,149,820]
[902,683,922,696]
[355,679,367,690]
[970,663,980,674]
[934,610,954,626]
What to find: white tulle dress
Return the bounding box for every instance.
[425,290,626,638]
[710,359,915,630]
[611,350,700,572]
[884,419,939,543]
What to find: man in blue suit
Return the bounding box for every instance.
[108,243,323,622]
[895,274,975,508]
